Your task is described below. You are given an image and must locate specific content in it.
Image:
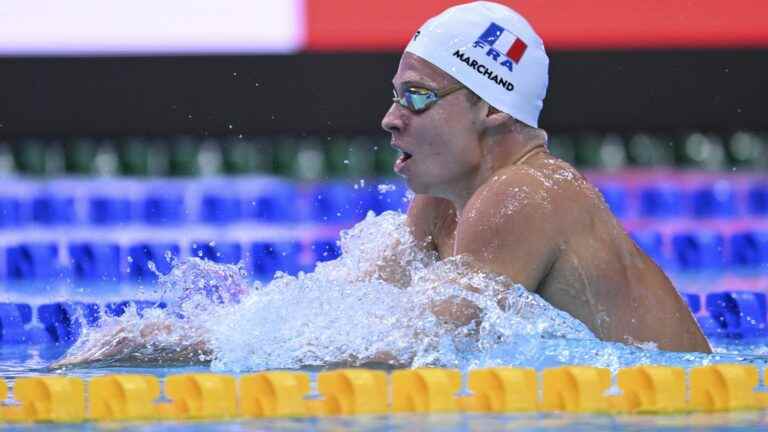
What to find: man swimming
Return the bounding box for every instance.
[380,1,710,352]
[52,2,709,368]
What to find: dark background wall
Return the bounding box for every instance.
[0,49,766,138]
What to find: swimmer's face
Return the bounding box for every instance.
[381,52,487,197]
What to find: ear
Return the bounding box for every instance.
[481,104,512,130]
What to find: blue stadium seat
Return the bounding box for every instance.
[76,302,101,326]
[0,303,33,343]
[37,302,100,345]
[104,300,167,318]
[748,183,768,216]
[89,196,132,225]
[0,197,21,228]
[6,243,60,280]
[0,303,48,344]
[730,231,768,268]
[308,181,376,223]
[32,195,76,225]
[683,292,701,314]
[596,183,627,218]
[691,183,737,218]
[671,231,725,271]
[200,194,242,225]
[311,239,341,263]
[251,241,302,280]
[69,242,121,282]
[697,316,725,338]
[143,194,185,225]
[128,243,179,283]
[629,230,666,267]
[639,185,684,218]
[706,291,767,338]
[243,181,299,222]
[190,241,242,264]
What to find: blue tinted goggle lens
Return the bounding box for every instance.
[393,88,438,112]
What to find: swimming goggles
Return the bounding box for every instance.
[392,83,465,113]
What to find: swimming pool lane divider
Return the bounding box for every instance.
[1,365,768,423]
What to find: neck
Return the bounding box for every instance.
[445,132,547,213]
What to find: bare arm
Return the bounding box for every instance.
[425,171,558,327]
[50,317,210,369]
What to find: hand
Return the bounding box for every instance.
[50,320,210,369]
[49,324,143,369]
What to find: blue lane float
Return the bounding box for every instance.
[0,289,767,346]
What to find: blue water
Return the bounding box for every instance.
[1,211,767,430]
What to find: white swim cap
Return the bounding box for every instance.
[405,1,548,128]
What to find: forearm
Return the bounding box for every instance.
[51,319,211,369]
[431,295,483,327]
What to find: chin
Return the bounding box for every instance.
[404,178,439,197]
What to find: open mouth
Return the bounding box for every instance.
[394,150,413,173]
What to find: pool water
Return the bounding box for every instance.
[1,211,767,430]
[1,340,767,432]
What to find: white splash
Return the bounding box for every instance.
[58,211,751,373]
[199,211,596,372]
[377,183,397,193]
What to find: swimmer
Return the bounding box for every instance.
[378,1,710,352]
[52,2,709,369]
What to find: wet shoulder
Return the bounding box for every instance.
[521,155,608,220]
[465,155,605,232]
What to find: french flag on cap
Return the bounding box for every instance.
[478,22,528,63]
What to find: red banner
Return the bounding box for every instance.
[306,0,768,51]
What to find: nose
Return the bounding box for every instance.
[381,103,405,134]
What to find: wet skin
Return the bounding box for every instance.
[383,53,711,353]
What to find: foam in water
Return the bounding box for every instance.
[55,211,766,372]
